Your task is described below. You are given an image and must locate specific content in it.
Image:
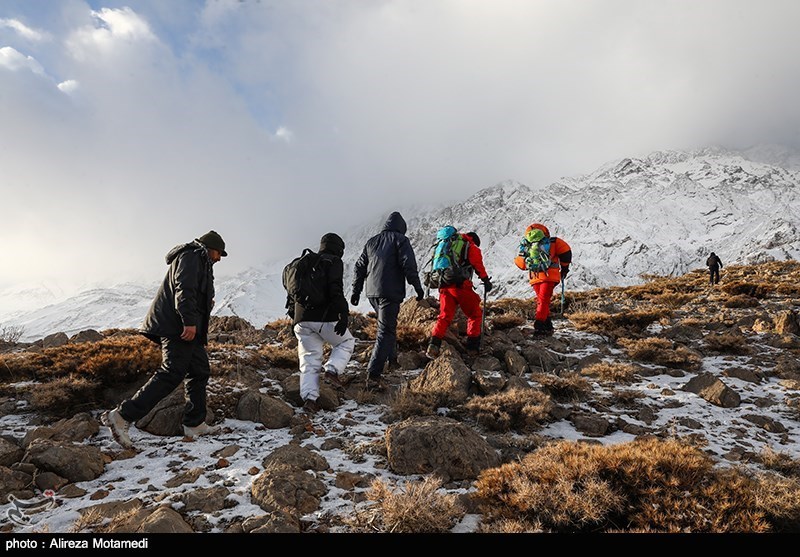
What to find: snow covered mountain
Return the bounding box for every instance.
[3,146,799,342]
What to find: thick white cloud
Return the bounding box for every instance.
[0,0,799,293]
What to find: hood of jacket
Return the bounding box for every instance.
[526,223,550,238]
[319,233,345,258]
[165,241,205,265]
[382,212,407,235]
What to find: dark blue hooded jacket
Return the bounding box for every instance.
[351,212,423,302]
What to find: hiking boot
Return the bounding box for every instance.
[465,336,481,355]
[302,398,321,414]
[102,408,133,450]
[532,319,552,338]
[324,369,345,390]
[183,421,218,439]
[425,337,442,360]
[365,376,386,393]
[386,358,401,372]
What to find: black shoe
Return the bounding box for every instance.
[365,376,386,393]
[465,336,481,356]
[302,398,321,414]
[324,370,345,390]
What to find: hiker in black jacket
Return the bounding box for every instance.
[351,212,424,392]
[706,252,723,285]
[289,233,355,414]
[103,231,227,449]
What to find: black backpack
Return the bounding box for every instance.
[282,249,329,309]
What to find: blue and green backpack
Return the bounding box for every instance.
[424,226,470,288]
[519,228,557,273]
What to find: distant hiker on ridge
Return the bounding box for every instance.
[424,229,492,359]
[351,211,425,393]
[514,223,572,337]
[103,231,227,449]
[284,233,355,415]
[706,252,723,285]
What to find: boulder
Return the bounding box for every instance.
[236,391,294,429]
[261,443,329,471]
[408,347,472,405]
[70,330,104,344]
[0,437,23,467]
[24,439,104,483]
[23,413,99,448]
[251,463,328,515]
[683,373,741,408]
[42,332,69,349]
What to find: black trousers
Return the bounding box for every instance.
[709,267,720,284]
[366,297,400,379]
[120,336,210,427]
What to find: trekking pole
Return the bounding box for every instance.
[560,276,566,316]
[480,282,488,347]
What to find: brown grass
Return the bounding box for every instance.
[258,344,299,368]
[759,446,800,478]
[649,292,695,309]
[618,337,702,370]
[490,314,526,330]
[723,295,760,308]
[474,437,798,532]
[344,476,465,533]
[30,375,97,417]
[387,384,437,420]
[581,362,638,383]
[721,281,771,299]
[531,372,592,402]
[396,324,429,350]
[703,332,753,355]
[569,310,669,339]
[464,388,552,432]
[489,298,535,320]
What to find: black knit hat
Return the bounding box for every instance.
[320,232,345,257]
[196,230,227,256]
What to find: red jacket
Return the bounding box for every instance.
[514,223,572,285]
[442,234,488,289]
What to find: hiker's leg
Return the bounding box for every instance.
[183,343,210,427]
[294,322,323,402]
[431,288,457,339]
[119,337,191,422]
[457,286,483,338]
[367,298,399,378]
[533,282,556,322]
[319,322,356,376]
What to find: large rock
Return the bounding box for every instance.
[242,511,300,534]
[24,439,104,483]
[138,506,194,533]
[279,375,340,410]
[70,329,104,344]
[0,438,23,467]
[570,413,610,437]
[135,387,213,436]
[23,413,99,448]
[473,369,507,395]
[683,373,741,408]
[181,486,232,513]
[42,332,69,348]
[408,347,472,405]
[236,391,294,429]
[0,466,32,500]
[774,311,800,335]
[504,349,530,376]
[261,443,329,471]
[385,415,500,481]
[251,463,328,515]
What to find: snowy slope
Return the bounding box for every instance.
[3,147,799,341]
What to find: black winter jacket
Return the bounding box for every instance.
[351,212,423,302]
[706,254,723,270]
[141,241,215,344]
[289,233,349,325]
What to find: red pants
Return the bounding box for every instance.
[533,281,557,321]
[431,284,483,339]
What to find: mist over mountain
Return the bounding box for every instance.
[3,146,799,342]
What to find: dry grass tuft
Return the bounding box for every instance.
[759,446,800,478]
[345,476,465,533]
[581,362,638,383]
[387,384,438,420]
[396,323,429,350]
[618,337,702,370]
[703,332,753,355]
[490,314,526,330]
[721,281,770,299]
[723,295,760,308]
[489,298,536,320]
[474,437,797,532]
[258,344,299,368]
[569,310,669,339]
[464,388,552,432]
[531,372,592,402]
[649,292,695,309]
[30,375,97,417]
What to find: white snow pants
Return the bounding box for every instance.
[293,322,355,402]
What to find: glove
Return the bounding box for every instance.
[415,286,425,301]
[350,293,360,306]
[561,267,569,281]
[334,315,348,336]
[481,277,493,292]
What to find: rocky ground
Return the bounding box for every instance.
[1,261,799,533]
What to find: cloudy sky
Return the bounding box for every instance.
[1,0,799,292]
